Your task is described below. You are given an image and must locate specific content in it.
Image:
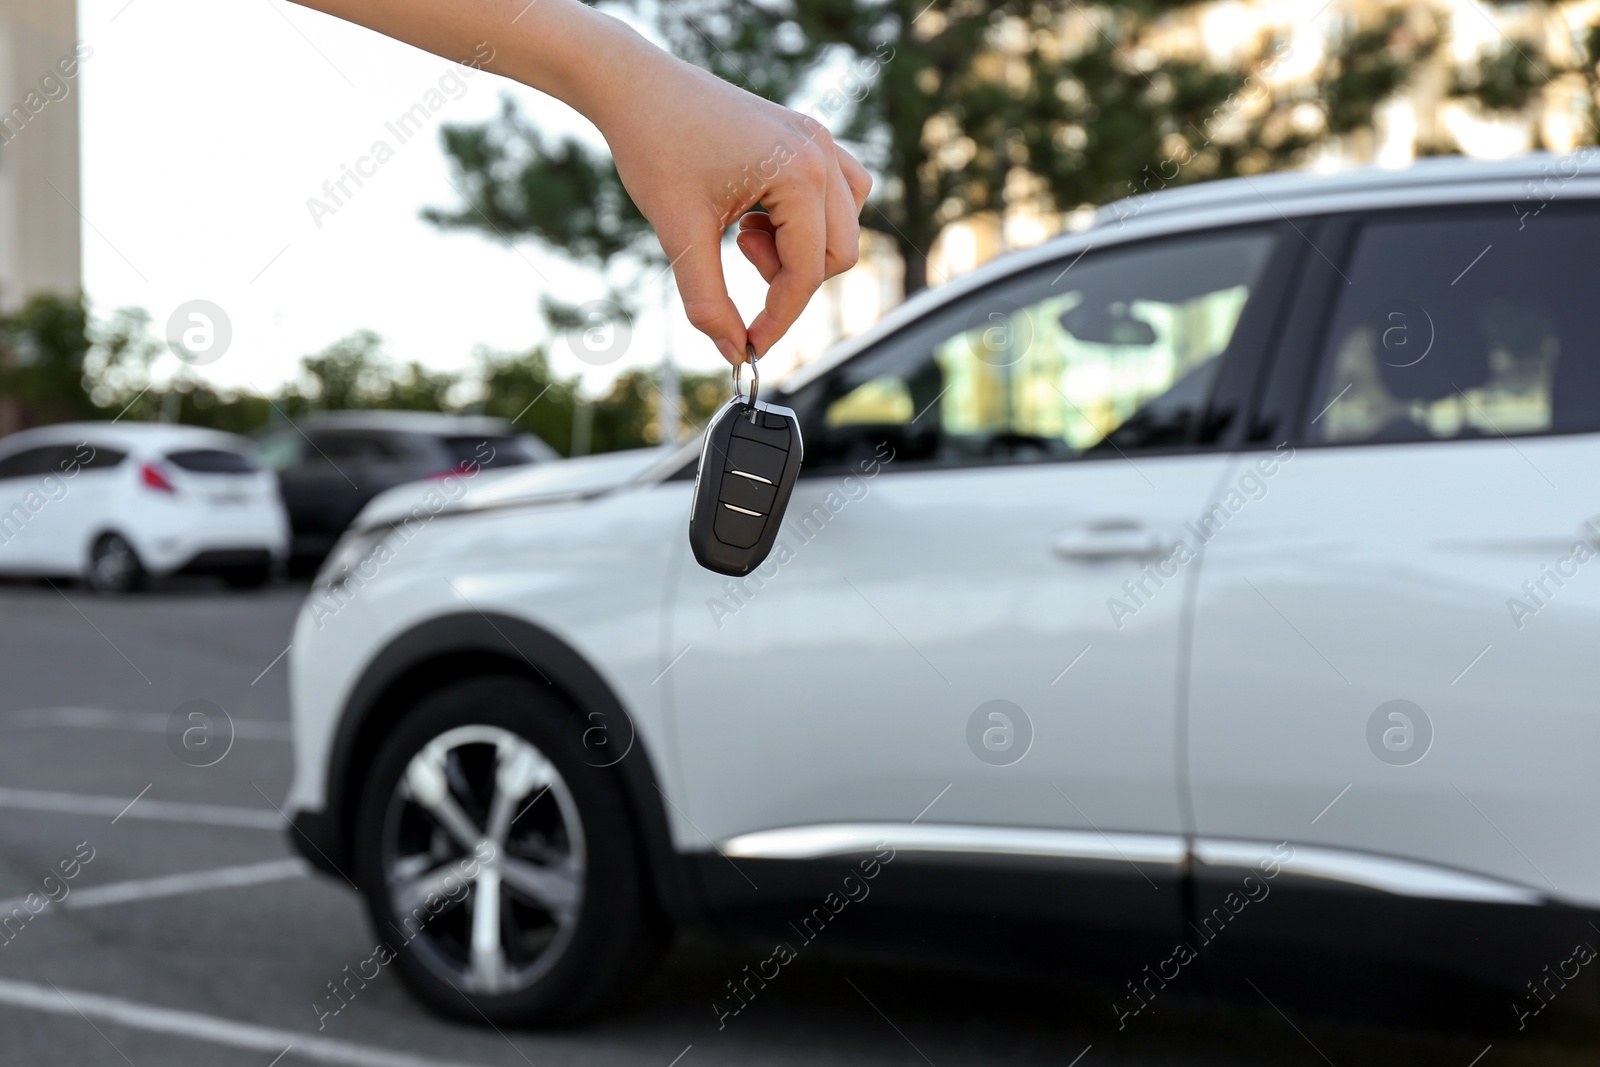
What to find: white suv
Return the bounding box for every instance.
[286,156,1600,1024]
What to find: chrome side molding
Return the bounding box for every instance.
[718,823,1187,866]
[1193,838,1542,906]
[716,823,1545,906]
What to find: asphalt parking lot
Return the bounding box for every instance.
[0,583,1595,1066]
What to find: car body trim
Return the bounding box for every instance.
[1193,839,1543,905]
[717,824,1545,906]
[718,823,1189,866]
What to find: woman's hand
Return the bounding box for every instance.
[292,0,871,365]
[595,55,872,364]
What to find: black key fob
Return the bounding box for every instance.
[689,351,803,577]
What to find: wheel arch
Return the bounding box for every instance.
[307,611,702,928]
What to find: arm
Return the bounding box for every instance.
[292,0,871,364]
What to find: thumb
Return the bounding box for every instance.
[667,224,748,364]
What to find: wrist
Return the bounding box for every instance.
[516,0,678,133]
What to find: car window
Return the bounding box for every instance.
[440,435,542,470]
[166,448,258,473]
[254,431,302,471]
[1306,209,1600,444]
[76,445,127,470]
[800,228,1278,471]
[0,444,103,479]
[306,431,401,463]
[0,446,53,479]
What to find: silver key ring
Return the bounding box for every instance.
[733,344,760,408]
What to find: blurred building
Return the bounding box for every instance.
[0,0,82,437]
[0,0,82,307]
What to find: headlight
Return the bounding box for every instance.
[314,526,392,590]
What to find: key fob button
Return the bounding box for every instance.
[726,437,788,483]
[718,472,776,514]
[730,416,791,450]
[713,504,766,548]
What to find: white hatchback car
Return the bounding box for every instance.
[0,422,289,592]
[287,156,1600,1026]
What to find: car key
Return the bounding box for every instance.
[689,347,804,577]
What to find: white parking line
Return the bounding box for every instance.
[0,859,310,914]
[1,706,292,740]
[0,978,500,1067]
[0,787,282,830]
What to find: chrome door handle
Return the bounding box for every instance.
[1051,523,1169,561]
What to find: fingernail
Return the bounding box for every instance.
[716,339,741,364]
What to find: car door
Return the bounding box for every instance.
[667,225,1294,916]
[277,430,403,559]
[37,441,128,572]
[1186,205,1600,913]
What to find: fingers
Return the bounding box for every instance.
[821,146,861,279]
[835,143,872,212]
[736,213,780,282]
[745,147,828,356]
[742,127,870,355]
[666,222,748,365]
[691,123,875,360]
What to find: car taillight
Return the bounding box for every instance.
[140,463,176,493]
[427,462,478,480]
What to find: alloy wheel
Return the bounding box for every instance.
[380,724,586,995]
[88,534,141,594]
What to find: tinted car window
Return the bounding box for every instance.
[0,444,118,478]
[166,448,258,473]
[0,446,55,479]
[76,445,127,470]
[306,431,401,463]
[797,228,1277,471]
[441,435,538,470]
[1308,209,1600,444]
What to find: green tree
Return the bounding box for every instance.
[376,361,462,413]
[1446,2,1600,152]
[83,306,163,418]
[157,383,273,434]
[2,302,757,458]
[296,330,393,411]
[0,293,97,426]
[477,345,582,455]
[583,365,732,453]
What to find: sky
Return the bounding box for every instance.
[75,0,843,399]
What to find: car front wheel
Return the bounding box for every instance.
[352,674,666,1024]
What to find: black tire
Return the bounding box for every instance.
[352,674,667,1025]
[86,533,144,595]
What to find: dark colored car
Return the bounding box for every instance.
[254,412,558,571]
